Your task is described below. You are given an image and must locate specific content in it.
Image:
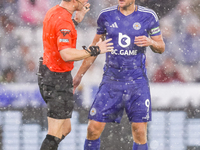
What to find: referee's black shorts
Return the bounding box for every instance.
[37,57,74,119]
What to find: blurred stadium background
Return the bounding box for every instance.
[0,0,200,150]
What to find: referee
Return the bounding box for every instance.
[38,0,114,150]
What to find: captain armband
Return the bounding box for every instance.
[82,46,101,56]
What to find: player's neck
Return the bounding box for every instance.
[59,1,75,14]
[120,4,135,16]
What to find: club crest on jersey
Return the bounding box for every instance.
[60,29,71,36]
[90,108,96,116]
[133,22,141,30]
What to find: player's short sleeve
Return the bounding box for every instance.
[147,10,161,36]
[56,20,75,51]
[97,13,107,35]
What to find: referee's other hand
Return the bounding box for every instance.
[74,3,90,23]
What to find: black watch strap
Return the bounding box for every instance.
[72,19,78,26]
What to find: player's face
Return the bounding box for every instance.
[118,0,135,9]
[76,0,88,11]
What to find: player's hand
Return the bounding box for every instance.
[134,36,153,47]
[96,38,114,54]
[74,3,90,23]
[73,74,82,94]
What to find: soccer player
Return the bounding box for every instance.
[73,0,165,150]
[38,0,114,150]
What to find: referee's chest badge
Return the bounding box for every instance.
[133,22,141,30]
[90,108,96,116]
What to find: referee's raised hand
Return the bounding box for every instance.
[74,2,90,23]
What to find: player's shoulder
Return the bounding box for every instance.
[137,5,156,14]
[99,5,118,16]
[137,5,158,21]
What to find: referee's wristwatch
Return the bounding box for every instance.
[72,19,78,26]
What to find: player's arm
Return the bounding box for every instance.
[149,34,165,54]
[134,34,165,54]
[73,34,106,93]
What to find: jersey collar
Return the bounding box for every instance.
[117,5,138,16]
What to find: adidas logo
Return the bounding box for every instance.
[110,22,118,28]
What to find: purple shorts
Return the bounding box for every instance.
[88,79,151,123]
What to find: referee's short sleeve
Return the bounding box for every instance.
[56,20,76,51]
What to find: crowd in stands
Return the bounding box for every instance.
[147,0,200,83]
[0,0,200,84]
